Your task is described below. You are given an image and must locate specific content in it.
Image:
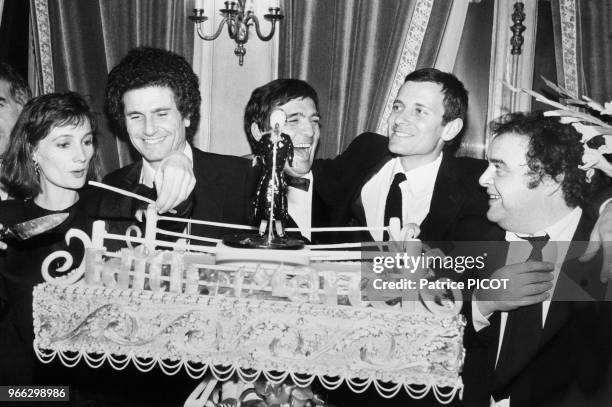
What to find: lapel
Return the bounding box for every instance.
[541,213,604,345]
[419,154,467,240]
[350,154,394,229]
[191,147,225,222]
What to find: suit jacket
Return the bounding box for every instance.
[462,212,612,407]
[312,132,501,242]
[98,146,256,249]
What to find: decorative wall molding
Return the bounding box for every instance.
[30,0,54,94]
[376,0,434,135]
[558,0,579,97]
[486,0,537,138]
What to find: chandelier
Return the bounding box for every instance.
[189,0,284,66]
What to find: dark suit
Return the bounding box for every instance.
[98,146,256,248]
[462,212,612,407]
[312,132,501,242]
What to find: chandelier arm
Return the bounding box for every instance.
[250,15,277,42]
[196,17,228,41]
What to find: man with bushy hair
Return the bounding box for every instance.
[464,112,611,406]
[102,46,254,240]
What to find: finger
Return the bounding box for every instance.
[524,271,555,283]
[0,241,6,250]
[523,281,554,296]
[580,227,601,263]
[519,291,551,306]
[155,169,173,213]
[601,245,612,283]
[161,170,183,213]
[516,261,555,273]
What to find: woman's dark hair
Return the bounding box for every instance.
[0,92,100,199]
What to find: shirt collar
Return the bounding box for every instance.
[140,143,193,188]
[505,206,583,242]
[391,153,442,194]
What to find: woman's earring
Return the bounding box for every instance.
[33,161,40,175]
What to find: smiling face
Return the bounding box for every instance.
[275,97,320,177]
[123,86,189,169]
[387,81,462,171]
[33,121,94,194]
[0,79,24,156]
[478,132,563,234]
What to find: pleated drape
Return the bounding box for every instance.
[46,0,194,175]
[579,0,612,103]
[278,0,453,159]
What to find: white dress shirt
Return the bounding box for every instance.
[472,206,583,407]
[287,171,313,241]
[361,155,442,240]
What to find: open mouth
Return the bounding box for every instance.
[488,193,501,201]
[142,136,166,145]
[71,170,87,177]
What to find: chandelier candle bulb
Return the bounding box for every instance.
[195,0,204,11]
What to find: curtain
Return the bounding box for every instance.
[278,0,453,159]
[40,0,194,176]
[578,0,612,102]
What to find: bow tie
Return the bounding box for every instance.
[288,176,310,191]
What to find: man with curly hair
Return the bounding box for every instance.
[464,112,611,407]
[102,47,254,242]
[0,62,31,200]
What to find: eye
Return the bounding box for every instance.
[57,142,70,149]
[392,103,402,112]
[127,114,142,121]
[156,111,168,118]
[83,137,93,146]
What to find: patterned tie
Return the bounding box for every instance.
[383,173,406,240]
[492,233,550,401]
[288,176,310,191]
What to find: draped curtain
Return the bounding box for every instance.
[279,0,453,159]
[38,0,194,176]
[578,0,612,102]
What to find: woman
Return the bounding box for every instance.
[0,92,100,386]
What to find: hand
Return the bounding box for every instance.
[579,200,612,282]
[0,224,6,250]
[474,260,555,316]
[154,151,196,214]
[388,219,421,252]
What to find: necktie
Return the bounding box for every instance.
[492,234,550,401]
[288,176,310,191]
[384,173,406,240]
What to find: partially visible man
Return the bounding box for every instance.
[464,112,611,407]
[0,62,31,200]
[102,47,254,242]
[313,68,492,242]
[244,79,324,241]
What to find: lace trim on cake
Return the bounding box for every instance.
[33,283,465,404]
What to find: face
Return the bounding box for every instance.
[387,81,461,166]
[0,80,24,156]
[479,133,559,234]
[275,97,320,177]
[33,121,94,193]
[123,86,189,169]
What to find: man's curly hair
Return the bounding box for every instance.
[105,47,200,141]
[490,111,596,208]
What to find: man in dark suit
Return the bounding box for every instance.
[311,68,495,243]
[244,79,331,243]
[101,47,254,243]
[463,112,611,407]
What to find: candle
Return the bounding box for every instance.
[245,0,254,12]
[269,0,279,8]
[195,0,204,10]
